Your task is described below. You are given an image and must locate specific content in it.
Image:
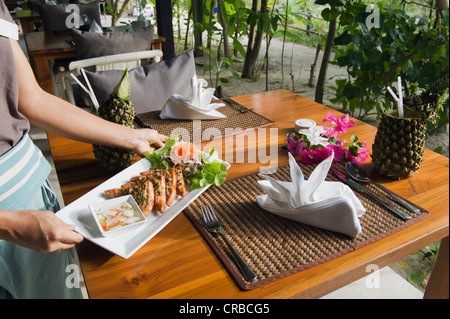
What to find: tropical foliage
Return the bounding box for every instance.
[328,1,449,128]
[117,1,448,128]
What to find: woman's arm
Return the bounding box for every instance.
[2,39,167,253]
[10,39,167,156]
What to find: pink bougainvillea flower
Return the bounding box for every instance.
[322,112,339,137]
[323,112,356,137]
[284,112,368,165]
[325,142,346,162]
[301,148,321,164]
[323,125,337,138]
[286,133,308,156]
[317,146,333,161]
[335,113,355,134]
[346,141,370,163]
[323,111,339,126]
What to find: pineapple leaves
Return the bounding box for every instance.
[115,68,131,101]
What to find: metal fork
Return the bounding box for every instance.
[201,205,258,282]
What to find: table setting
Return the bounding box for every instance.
[47,89,448,299]
[136,74,274,143]
[57,80,429,289]
[181,79,446,290]
[184,148,428,290]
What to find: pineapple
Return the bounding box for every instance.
[403,73,449,124]
[372,110,427,179]
[92,69,136,171]
[372,74,448,179]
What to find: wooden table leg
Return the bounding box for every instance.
[19,18,34,33]
[29,54,55,95]
[424,236,449,299]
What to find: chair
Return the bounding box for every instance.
[59,49,163,107]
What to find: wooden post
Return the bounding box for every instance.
[424,236,449,299]
[155,0,175,59]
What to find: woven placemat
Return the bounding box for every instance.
[183,161,429,291]
[137,100,274,142]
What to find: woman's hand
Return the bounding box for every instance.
[132,128,168,157]
[0,209,84,253]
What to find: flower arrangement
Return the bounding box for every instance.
[284,112,370,164]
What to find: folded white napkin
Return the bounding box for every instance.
[255,152,365,237]
[160,74,226,120]
[89,19,103,33]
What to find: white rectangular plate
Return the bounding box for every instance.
[56,158,229,259]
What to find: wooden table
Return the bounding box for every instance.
[16,10,40,33]
[47,89,449,299]
[24,31,166,95]
[6,0,28,11]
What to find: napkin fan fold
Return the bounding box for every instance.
[256,153,365,237]
[160,74,226,120]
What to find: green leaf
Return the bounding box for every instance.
[328,136,340,145]
[228,69,244,82]
[372,85,382,95]
[433,146,443,154]
[198,46,214,57]
[215,171,228,186]
[232,38,246,58]
[408,268,430,286]
[187,159,228,190]
[144,134,180,169]
[348,145,359,156]
[311,144,325,151]
[221,57,234,66]
[321,8,339,21]
[334,31,352,45]
[343,86,363,100]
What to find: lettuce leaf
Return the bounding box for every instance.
[144,134,228,190]
[144,134,180,169]
[187,159,228,190]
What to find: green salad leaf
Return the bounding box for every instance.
[188,160,228,190]
[144,134,228,190]
[144,135,180,170]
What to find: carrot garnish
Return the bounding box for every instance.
[108,220,124,229]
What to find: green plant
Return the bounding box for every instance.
[104,0,133,26]
[199,46,244,96]
[226,0,249,59]
[329,2,448,125]
[408,242,441,287]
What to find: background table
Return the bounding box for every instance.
[46,89,449,299]
[24,31,165,95]
[15,10,40,33]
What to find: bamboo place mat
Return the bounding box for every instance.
[183,161,429,291]
[137,100,274,143]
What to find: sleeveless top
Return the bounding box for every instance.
[0,0,29,157]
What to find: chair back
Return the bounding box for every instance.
[61,50,163,107]
[68,50,163,73]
